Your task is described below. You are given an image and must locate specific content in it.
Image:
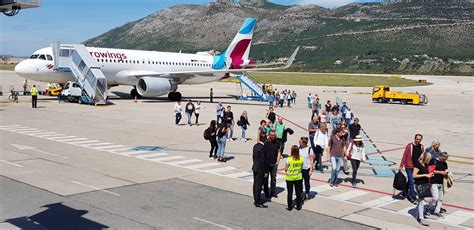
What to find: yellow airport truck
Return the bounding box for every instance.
[372,85,428,105]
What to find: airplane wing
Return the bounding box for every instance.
[116,47,300,79]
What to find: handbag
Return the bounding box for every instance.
[416,183,432,198]
[393,171,407,191]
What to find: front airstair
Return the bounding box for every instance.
[237,74,267,101]
[52,42,107,105]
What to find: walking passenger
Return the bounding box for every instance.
[223,106,234,141]
[285,145,304,211]
[426,140,441,159]
[216,122,229,162]
[328,128,347,187]
[292,91,297,104]
[195,101,202,125]
[216,102,224,124]
[311,98,320,117]
[429,151,449,217]
[258,120,267,140]
[252,134,268,208]
[347,135,366,188]
[413,151,433,226]
[307,93,312,109]
[325,100,332,123]
[399,134,424,203]
[313,123,329,172]
[331,109,341,131]
[239,111,250,142]
[348,118,361,142]
[274,116,286,154]
[308,116,320,155]
[264,131,281,199]
[174,101,182,125]
[210,88,214,102]
[287,93,292,108]
[299,137,314,200]
[266,107,276,125]
[206,120,218,158]
[185,100,195,126]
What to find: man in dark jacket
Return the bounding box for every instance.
[252,134,268,208]
[264,131,281,199]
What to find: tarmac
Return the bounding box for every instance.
[0,70,473,229]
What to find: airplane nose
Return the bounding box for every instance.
[14,61,28,76]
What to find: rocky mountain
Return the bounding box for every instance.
[85,0,474,75]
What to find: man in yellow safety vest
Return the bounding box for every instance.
[31,85,38,108]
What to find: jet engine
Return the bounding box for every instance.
[136,77,171,97]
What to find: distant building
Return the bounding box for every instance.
[216,0,234,4]
[335,59,343,65]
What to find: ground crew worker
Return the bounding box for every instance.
[210,88,214,102]
[22,80,28,95]
[285,145,304,211]
[31,85,38,108]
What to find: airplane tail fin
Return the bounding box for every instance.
[224,18,256,69]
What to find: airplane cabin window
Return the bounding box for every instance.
[38,55,46,60]
[46,55,53,60]
[29,54,39,59]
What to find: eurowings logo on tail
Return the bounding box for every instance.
[212,18,256,70]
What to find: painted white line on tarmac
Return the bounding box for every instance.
[59,138,89,143]
[93,145,126,150]
[167,159,201,165]
[0,126,27,130]
[360,196,395,208]
[0,160,24,168]
[193,217,233,230]
[35,134,66,138]
[9,128,37,132]
[70,180,120,196]
[47,136,77,140]
[186,162,221,169]
[68,140,100,145]
[150,156,186,162]
[139,153,169,159]
[28,132,57,136]
[226,171,253,179]
[79,142,112,147]
[204,166,236,174]
[17,130,44,134]
[0,125,21,128]
[311,184,336,193]
[439,210,474,226]
[329,190,369,201]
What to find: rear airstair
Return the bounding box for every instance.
[52,42,107,105]
[237,74,267,101]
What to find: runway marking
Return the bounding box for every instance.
[0,125,21,128]
[59,138,90,143]
[439,210,474,226]
[9,128,38,132]
[204,166,236,174]
[226,171,253,179]
[70,180,120,196]
[35,134,66,138]
[167,159,202,165]
[360,196,396,208]
[138,153,169,159]
[186,162,221,169]
[0,126,27,130]
[150,156,186,162]
[47,136,77,140]
[92,145,126,150]
[0,160,24,167]
[312,184,336,193]
[17,130,44,134]
[329,190,369,201]
[68,140,101,145]
[121,151,153,156]
[78,142,111,147]
[28,132,57,136]
[193,217,233,230]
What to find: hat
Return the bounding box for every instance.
[353,135,363,142]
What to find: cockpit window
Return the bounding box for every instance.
[30,54,39,59]
[38,55,46,60]
[46,55,53,60]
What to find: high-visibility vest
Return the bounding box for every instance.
[285,156,304,181]
[31,87,38,96]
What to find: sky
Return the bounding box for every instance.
[0,0,380,56]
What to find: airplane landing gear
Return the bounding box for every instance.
[168,92,182,101]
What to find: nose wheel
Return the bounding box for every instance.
[168,92,182,101]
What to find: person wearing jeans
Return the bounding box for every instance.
[185,100,195,126]
[299,137,314,200]
[328,129,347,187]
[174,101,182,125]
[413,152,433,226]
[429,152,449,217]
[239,111,250,142]
[399,134,425,202]
[216,123,229,162]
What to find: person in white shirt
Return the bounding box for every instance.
[174,101,182,125]
[287,93,292,108]
[313,123,329,173]
[299,136,314,200]
[195,101,202,125]
[346,135,366,188]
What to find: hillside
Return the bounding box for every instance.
[85,0,474,75]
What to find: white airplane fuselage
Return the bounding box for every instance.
[15,46,225,86]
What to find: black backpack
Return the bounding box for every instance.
[203,128,211,140]
[393,170,407,191]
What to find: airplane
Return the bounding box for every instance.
[15,18,299,101]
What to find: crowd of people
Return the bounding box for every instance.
[265,89,297,108]
[174,92,452,226]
